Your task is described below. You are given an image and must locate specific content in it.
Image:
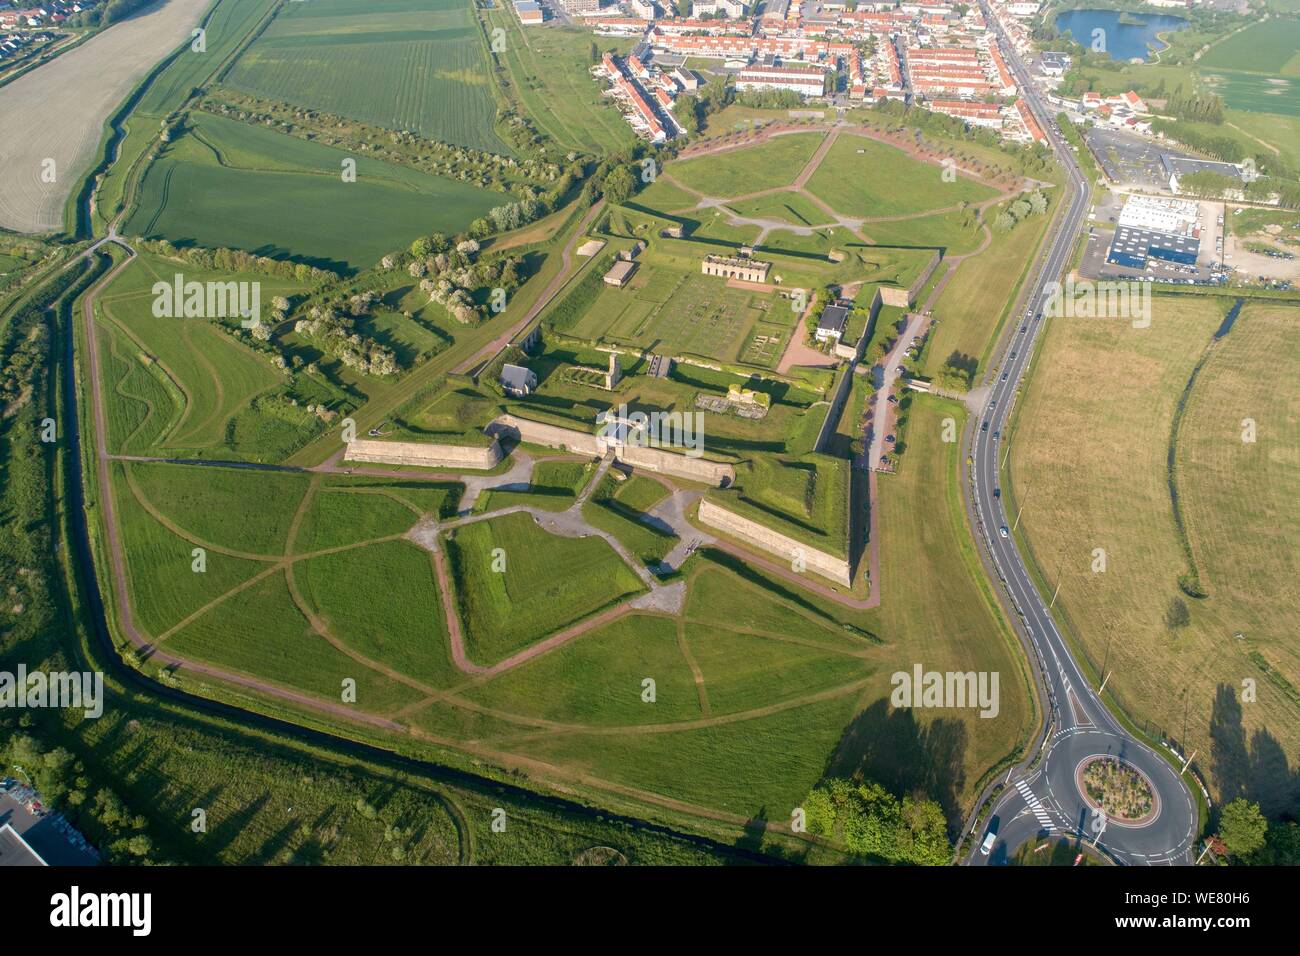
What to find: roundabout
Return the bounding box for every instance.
[1075,755,1160,828]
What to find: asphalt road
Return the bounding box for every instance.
[965,3,1197,866]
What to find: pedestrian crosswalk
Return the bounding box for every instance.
[1015,778,1054,829]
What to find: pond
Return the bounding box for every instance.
[1055,8,1190,62]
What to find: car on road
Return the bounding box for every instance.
[999,526,1009,538]
[981,421,989,432]
[980,830,997,855]
[993,487,1000,498]
[1001,372,1009,381]
[1020,325,1027,333]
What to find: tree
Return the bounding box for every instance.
[410,236,433,258]
[800,777,952,864]
[1164,596,1190,629]
[602,164,637,205]
[1218,798,1267,857]
[1250,821,1300,865]
[674,95,701,135]
[589,40,599,65]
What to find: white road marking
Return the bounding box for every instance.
[1015,778,1054,829]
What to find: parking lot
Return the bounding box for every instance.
[1084,127,1215,193]
[0,778,100,866]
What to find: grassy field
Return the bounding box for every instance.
[870,397,1032,811]
[864,209,986,257]
[668,133,827,197]
[476,459,596,512]
[1010,296,1300,815]
[443,511,646,666]
[582,474,677,569]
[101,407,1029,839]
[713,453,850,559]
[921,212,1049,381]
[805,134,997,220]
[483,7,635,155]
[124,112,503,273]
[298,539,459,690]
[499,454,1030,826]
[93,250,334,462]
[727,192,836,228]
[226,0,510,153]
[566,269,782,363]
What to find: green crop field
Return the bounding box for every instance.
[1010,297,1300,811]
[483,7,635,155]
[1197,19,1300,75]
[443,511,646,666]
[125,113,503,273]
[137,0,281,118]
[667,132,827,197]
[806,134,997,220]
[225,0,511,153]
[1201,73,1300,118]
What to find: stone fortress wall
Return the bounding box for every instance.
[493,414,735,486]
[697,497,852,586]
[344,437,503,470]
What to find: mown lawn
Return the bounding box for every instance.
[582,474,677,568]
[806,134,996,219]
[443,511,646,665]
[668,132,827,197]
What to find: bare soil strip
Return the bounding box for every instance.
[0,0,210,232]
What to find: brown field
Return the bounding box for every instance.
[0,0,209,232]
[1011,296,1300,816]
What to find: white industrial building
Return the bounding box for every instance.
[1117,195,1201,237]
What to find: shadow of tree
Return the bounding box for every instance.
[1208,682,1300,819]
[822,699,968,833]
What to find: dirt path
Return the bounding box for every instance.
[79,240,408,732]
